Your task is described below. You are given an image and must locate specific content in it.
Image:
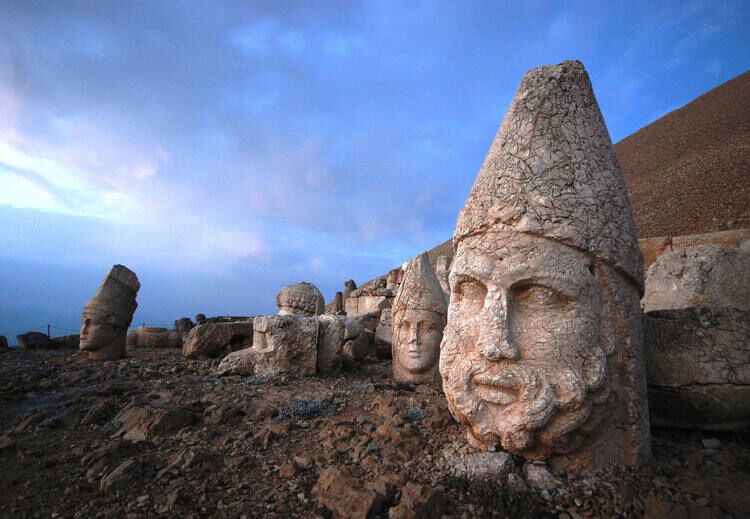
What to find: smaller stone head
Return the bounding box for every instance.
[392,253,447,384]
[276,282,325,316]
[80,265,140,360]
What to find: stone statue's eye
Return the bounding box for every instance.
[512,284,566,308]
[456,279,487,312]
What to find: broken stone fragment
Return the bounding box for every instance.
[642,244,750,312]
[312,466,386,519]
[182,321,253,358]
[216,315,318,377]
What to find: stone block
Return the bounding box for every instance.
[644,307,750,430]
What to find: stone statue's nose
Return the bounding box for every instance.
[478,291,518,361]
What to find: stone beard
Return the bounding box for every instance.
[392,307,445,384]
[439,232,644,470]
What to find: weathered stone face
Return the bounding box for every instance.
[79,264,140,361]
[392,253,447,384]
[441,233,607,455]
[439,61,650,474]
[80,312,121,351]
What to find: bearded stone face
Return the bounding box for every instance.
[439,233,610,459]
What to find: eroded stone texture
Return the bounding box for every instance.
[644,307,750,431]
[216,315,318,377]
[436,255,452,304]
[276,282,325,316]
[316,314,345,374]
[439,61,650,474]
[182,322,253,359]
[80,265,140,361]
[392,253,447,385]
[642,244,750,312]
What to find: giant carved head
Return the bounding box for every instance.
[80,265,140,360]
[439,61,650,473]
[392,253,447,384]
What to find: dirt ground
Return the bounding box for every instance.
[1,347,749,519]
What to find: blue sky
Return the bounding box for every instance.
[1,1,748,341]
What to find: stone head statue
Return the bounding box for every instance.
[276,282,325,316]
[439,61,650,474]
[392,253,447,384]
[80,264,140,360]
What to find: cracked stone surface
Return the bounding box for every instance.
[642,244,750,312]
[644,307,750,430]
[79,265,140,361]
[440,61,650,474]
[391,253,447,385]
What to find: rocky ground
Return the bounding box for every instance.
[1,348,749,519]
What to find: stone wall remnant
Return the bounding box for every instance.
[127,327,182,348]
[644,307,750,431]
[439,60,650,474]
[80,265,140,361]
[392,252,447,384]
[642,244,750,312]
[276,282,325,316]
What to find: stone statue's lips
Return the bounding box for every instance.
[473,373,519,406]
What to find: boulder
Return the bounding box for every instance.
[642,244,750,312]
[216,315,318,377]
[644,307,750,430]
[312,467,385,519]
[0,336,7,349]
[182,322,253,358]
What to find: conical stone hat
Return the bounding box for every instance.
[393,253,447,317]
[83,264,140,329]
[454,60,643,292]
